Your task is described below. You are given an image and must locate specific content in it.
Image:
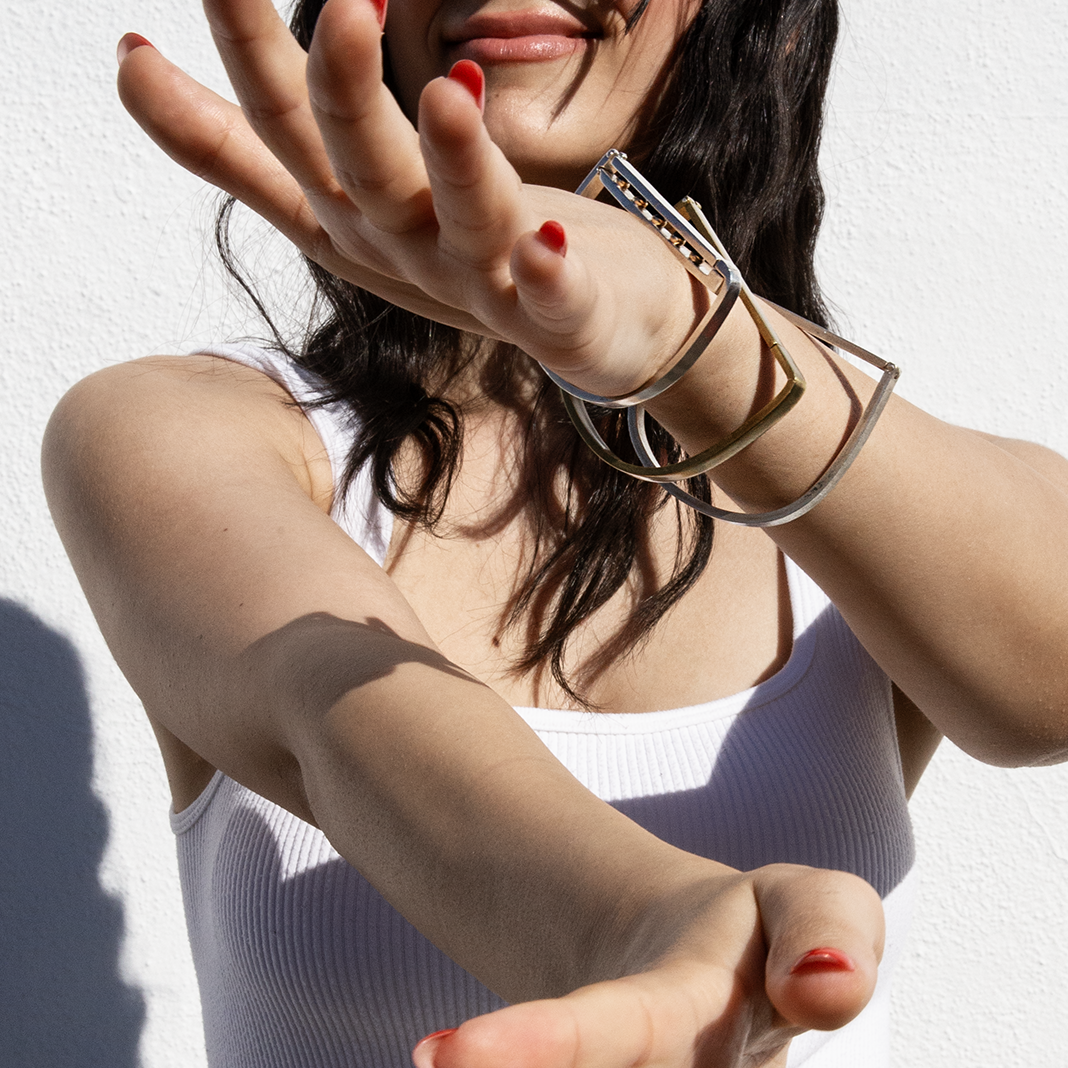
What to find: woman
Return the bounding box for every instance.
[41,0,1068,1065]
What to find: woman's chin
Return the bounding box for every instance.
[483,118,618,190]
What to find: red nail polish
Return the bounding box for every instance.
[369,0,388,29]
[537,220,568,256]
[448,60,485,112]
[413,1028,458,1066]
[790,947,856,975]
[116,32,154,65]
[418,1028,459,1042]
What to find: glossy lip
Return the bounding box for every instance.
[443,9,599,63]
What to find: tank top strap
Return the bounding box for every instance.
[194,343,393,565]
[783,555,833,638]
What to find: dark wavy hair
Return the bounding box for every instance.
[216,0,839,704]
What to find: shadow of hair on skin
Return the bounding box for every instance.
[0,599,144,1067]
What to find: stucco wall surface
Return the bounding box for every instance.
[1,0,1066,1065]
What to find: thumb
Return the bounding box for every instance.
[755,865,885,1032]
[510,223,661,402]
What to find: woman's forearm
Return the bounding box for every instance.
[271,622,722,1002]
[647,299,1068,764]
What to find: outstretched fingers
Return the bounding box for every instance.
[418,68,532,282]
[307,0,432,234]
[756,866,884,1032]
[421,70,605,354]
[116,38,324,257]
[202,0,339,195]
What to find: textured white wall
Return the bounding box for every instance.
[824,5,1068,1061]
[1,0,1065,1065]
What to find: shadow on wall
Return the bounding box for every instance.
[0,599,144,1067]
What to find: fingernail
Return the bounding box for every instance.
[117,32,154,65]
[369,0,388,29]
[448,60,485,112]
[790,947,856,975]
[537,220,568,256]
[412,1028,458,1068]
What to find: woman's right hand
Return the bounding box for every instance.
[412,860,884,1068]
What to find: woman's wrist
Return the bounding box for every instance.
[642,299,872,512]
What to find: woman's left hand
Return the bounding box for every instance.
[116,0,699,401]
[115,1,1068,769]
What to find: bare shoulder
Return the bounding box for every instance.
[44,353,334,514]
[42,353,419,819]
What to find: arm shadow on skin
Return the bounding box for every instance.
[0,599,144,1067]
[237,613,484,717]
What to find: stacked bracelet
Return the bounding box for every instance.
[537,151,743,409]
[545,150,899,527]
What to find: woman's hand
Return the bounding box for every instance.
[116,0,697,400]
[411,862,884,1068]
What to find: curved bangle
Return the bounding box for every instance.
[627,309,900,526]
[549,151,807,477]
[550,150,901,524]
[538,149,750,410]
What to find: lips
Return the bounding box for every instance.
[444,10,598,64]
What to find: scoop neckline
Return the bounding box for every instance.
[510,556,821,733]
[365,486,821,733]
[511,632,817,733]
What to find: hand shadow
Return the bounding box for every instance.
[0,599,144,1067]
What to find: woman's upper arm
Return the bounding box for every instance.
[42,354,436,819]
[975,430,1068,492]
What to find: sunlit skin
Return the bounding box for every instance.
[37,1,1068,1066]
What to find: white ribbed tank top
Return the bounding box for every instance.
[173,345,917,1068]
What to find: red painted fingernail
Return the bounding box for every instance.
[790,947,856,975]
[412,1028,458,1068]
[448,60,485,112]
[537,220,568,256]
[117,32,155,65]
[369,0,388,29]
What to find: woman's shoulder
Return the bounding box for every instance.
[49,351,317,432]
[42,352,414,821]
[44,353,335,516]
